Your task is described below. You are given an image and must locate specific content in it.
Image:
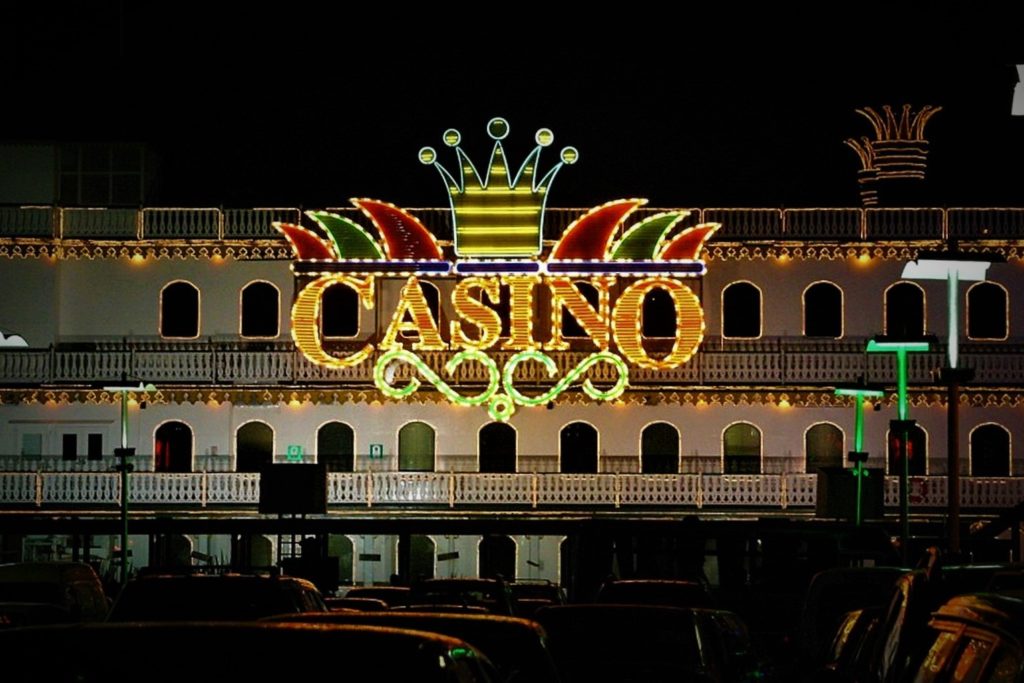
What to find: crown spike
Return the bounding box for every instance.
[421,117,576,257]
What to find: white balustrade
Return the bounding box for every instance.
[0,472,1019,510]
[372,472,449,504]
[40,473,118,504]
[0,473,38,503]
[700,475,782,507]
[205,473,260,504]
[130,473,205,504]
[456,473,533,505]
[617,474,700,506]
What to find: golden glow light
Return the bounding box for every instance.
[547,277,611,351]
[612,277,704,369]
[291,274,375,368]
[380,277,446,350]
[450,277,503,349]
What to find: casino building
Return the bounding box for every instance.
[0,115,1021,591]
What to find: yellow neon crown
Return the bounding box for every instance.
[419,117,578,258]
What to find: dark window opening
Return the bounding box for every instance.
[971,424,1011,477]
[241,282,279,338]
[560,422,598,473]
[321,284,359,337]
[885,283,924,338]
[87,433,103,460]
[804,282,843,338]
[722,282,761,338]
[887,424,926,476]
[805,423,844,472]
[967,282,1007,340]
[641,423,679,473]
[155,421,193,473]
[318,422,354,472]
[62,434,77,461]
[160,281,200,338]
[724,423,761,474]
[479,423,516,473]
[236,422,273,473]
[643,288,677,338]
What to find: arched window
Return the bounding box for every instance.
[328,534,354,586]
[805,423,844,472]
[887,423,927,475]
[723,422,761,474]
[562,281,599,338]
[399,421,435,472]
[478,423,516,473]
[402,281,441,340]
[970,424,1011,477]
[321,283,359,338]
[967,282,1008,340]
[641,423,679,474]
[236,421,274,473]
[560,422,598,473]
[240,281,279,338]
[884,282,925,338]
[803,282,843,338]
[317,421,354,472]
[722,281,761,338]
[479,535,516,580]
[154,421,193,473]
[398,534,435,582]
[643,288,677,338]
[160,281,199,338]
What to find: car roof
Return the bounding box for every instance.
[932,593,1024,644]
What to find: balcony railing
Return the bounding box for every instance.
[2,206,1023,242]
[0,471,1020,511]
[3,337,1023,388]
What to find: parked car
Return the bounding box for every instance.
[911,593,1024,682]
[594,578,715,608]
[409,577,516,616]
[343,585,411,607]
[796,566,905,674]
[324,596,389,611]
[535,603,767,683]
[0,621,498,682]
[107,572,325,621]
[0,561,108,628]
[269,610,560,682]
[509,579,566,617]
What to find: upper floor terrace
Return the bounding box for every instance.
[1,205,1023,246]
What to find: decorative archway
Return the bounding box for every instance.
[723,422,761,474]
[970,424,1011,477]
[317,421,355,472]
[236,421,274,472]
[398,421,435,472]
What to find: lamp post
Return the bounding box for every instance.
[866,337,932,564]
[103,380,155,587]
[902,251,999,554]
[834,381,886,526]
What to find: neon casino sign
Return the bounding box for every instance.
[276,118,719,421]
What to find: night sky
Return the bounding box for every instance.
[5,4,1023,209]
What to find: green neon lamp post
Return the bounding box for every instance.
[865,336,932,563]
[834,382,885,526]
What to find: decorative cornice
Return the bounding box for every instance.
[3,386,1022,409]
[2,239,1023,263]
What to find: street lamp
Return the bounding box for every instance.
[866,336,933,564]
[103,380,155,587]
[834,380,886,526]
[902,251,1000,554]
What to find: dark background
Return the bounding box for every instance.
[4,3,1023,208]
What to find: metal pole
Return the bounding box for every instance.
[119,389,129,587]
[947,377,961,554]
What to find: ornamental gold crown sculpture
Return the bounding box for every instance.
[419,117,578,258]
